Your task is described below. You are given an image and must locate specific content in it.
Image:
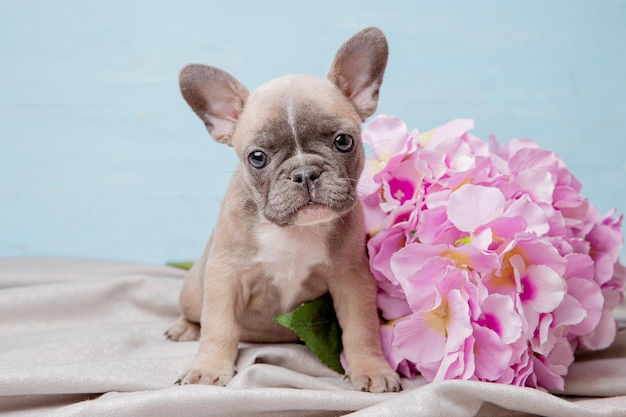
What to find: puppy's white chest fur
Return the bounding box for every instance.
[254,221,331,310]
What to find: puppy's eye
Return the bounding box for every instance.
[333,134,354,153]
[248,150,269,169]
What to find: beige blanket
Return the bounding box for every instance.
[1,257,625,416]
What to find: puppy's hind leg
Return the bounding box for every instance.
[165,316,200,341]
[165,248,207,342]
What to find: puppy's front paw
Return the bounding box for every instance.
[175,358,236,387]
[349,363,401,393]
[175,368,234,386]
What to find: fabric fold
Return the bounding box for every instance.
[1,257,625,416]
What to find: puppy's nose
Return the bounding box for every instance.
[290,166,321,189]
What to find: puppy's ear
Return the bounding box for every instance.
[179,64,249,146]
[328,27,389,122]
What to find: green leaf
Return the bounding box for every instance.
[275,293,344,374]
[166,261,194,270]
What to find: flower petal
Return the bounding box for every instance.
[578,308,618,350]
[448,184,506,232]
[520,265,566,313]
[566,278,603,335]
[473,324,512,381]
[504,195,549,236]
[393,312,446,364]
[479,294,522,344]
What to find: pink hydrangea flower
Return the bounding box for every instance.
[361,115,625,391]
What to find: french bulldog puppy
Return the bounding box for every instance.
[165,27,401,393]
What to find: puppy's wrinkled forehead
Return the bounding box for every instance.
[233,75,362,152]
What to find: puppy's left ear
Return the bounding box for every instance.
[328,27,389,122]
[179,64,249,146]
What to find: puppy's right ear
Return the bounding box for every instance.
[328,27,388,122]
[179,64,249,146]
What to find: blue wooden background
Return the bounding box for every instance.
[1,1,625,264]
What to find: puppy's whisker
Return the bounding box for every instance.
[337,215,347,227]
[363,139,401,154]
[355,183,381,194]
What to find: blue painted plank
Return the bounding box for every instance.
[1,0,624,263]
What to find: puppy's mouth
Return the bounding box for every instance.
[293,201,338,226]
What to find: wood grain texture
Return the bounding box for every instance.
[1,0,624,263]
